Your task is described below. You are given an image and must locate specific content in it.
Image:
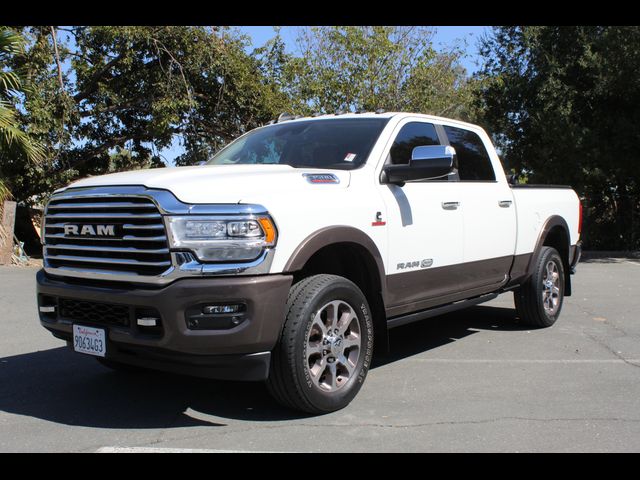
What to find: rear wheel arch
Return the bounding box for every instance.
[527,216,572,296]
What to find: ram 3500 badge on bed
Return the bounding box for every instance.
[37,112,582,414]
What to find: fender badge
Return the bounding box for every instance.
[302,173,340,184]
[372,211,386,227]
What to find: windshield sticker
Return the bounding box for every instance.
[344,153,357,162]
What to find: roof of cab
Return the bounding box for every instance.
[266,111,481,131]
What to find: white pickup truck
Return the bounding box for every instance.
[37,112,582,413]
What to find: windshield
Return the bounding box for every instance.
[206,118,389,170]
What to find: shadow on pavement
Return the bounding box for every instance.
[374,305,528,368]
[0,304,525,428]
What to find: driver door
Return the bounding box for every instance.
[378,119,464,315]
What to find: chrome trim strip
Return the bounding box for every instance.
[45,222,165,231]
[43,185,274,284]
[45,243,170,254]
[122,224,165,230]
[47,212,162,219]
[45,233,168,242]
[49,185,268,215]
[46,254,172,267]
[43,249,276,284]
[174,250,275,276]
[47,201,156,210]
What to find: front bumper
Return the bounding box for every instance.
[36,270,293,381]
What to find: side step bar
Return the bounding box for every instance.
[387,293,499,329]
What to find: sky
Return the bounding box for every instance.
[237,26,488,74]
[160,26,489,164]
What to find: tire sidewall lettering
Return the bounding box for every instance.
[298,282,373,405]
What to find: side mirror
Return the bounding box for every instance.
[382,145,456,185]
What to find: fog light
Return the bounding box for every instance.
[137,317,159,327]
[186,303,247,330]
[203,304,242,315]
[39,306,56,313]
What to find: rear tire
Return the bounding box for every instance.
[267,274,374,414]
[514,246,565,328]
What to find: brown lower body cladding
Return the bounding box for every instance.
[36,270,294,380]
[385,254,532,318]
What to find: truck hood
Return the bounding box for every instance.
[65,164,351,204]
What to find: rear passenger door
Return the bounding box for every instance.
[442,124,517,289]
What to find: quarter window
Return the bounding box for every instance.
[443,126,496,181]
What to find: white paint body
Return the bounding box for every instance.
[67,113,581,277]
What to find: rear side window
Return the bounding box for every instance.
[443,126,496,181]
[390,122,440,165]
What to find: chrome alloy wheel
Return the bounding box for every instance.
[305,300,361,392]
[542,260,561,315]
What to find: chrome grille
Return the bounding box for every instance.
[43,195,171,277]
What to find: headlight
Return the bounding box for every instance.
[166,215,277,262]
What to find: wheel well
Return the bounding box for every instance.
[542,225,572,296]
[292,242,389,354]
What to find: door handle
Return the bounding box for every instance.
[441,201,460,210]
[498,200,513,208]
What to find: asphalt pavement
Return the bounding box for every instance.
[1,258,639,452]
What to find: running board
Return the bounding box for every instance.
[386,293,499,329]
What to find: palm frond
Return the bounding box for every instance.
[0,100,45,163]
[0,71,21,96]
[0,27,24,59]
[0,177,11,204]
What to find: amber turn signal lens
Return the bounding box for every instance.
[258,217,277,244]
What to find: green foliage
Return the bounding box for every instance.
[0,26,45,201]
[1,25,479,207]
[0,177,10,203]
[476,26,640,250]
[2,26,291,204]
[283,26,479,119]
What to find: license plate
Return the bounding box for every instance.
[73,325,106,357]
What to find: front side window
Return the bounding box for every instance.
[207,118,389,170]
[443,126,496,181]
[389,122,440,165]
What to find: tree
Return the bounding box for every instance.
[283,26,478,119]
[0,26,44,203]
[476,26,640,250]
[3,26,292,204]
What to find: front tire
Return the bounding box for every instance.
[514,246,565,328]
[267,274,374,414]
